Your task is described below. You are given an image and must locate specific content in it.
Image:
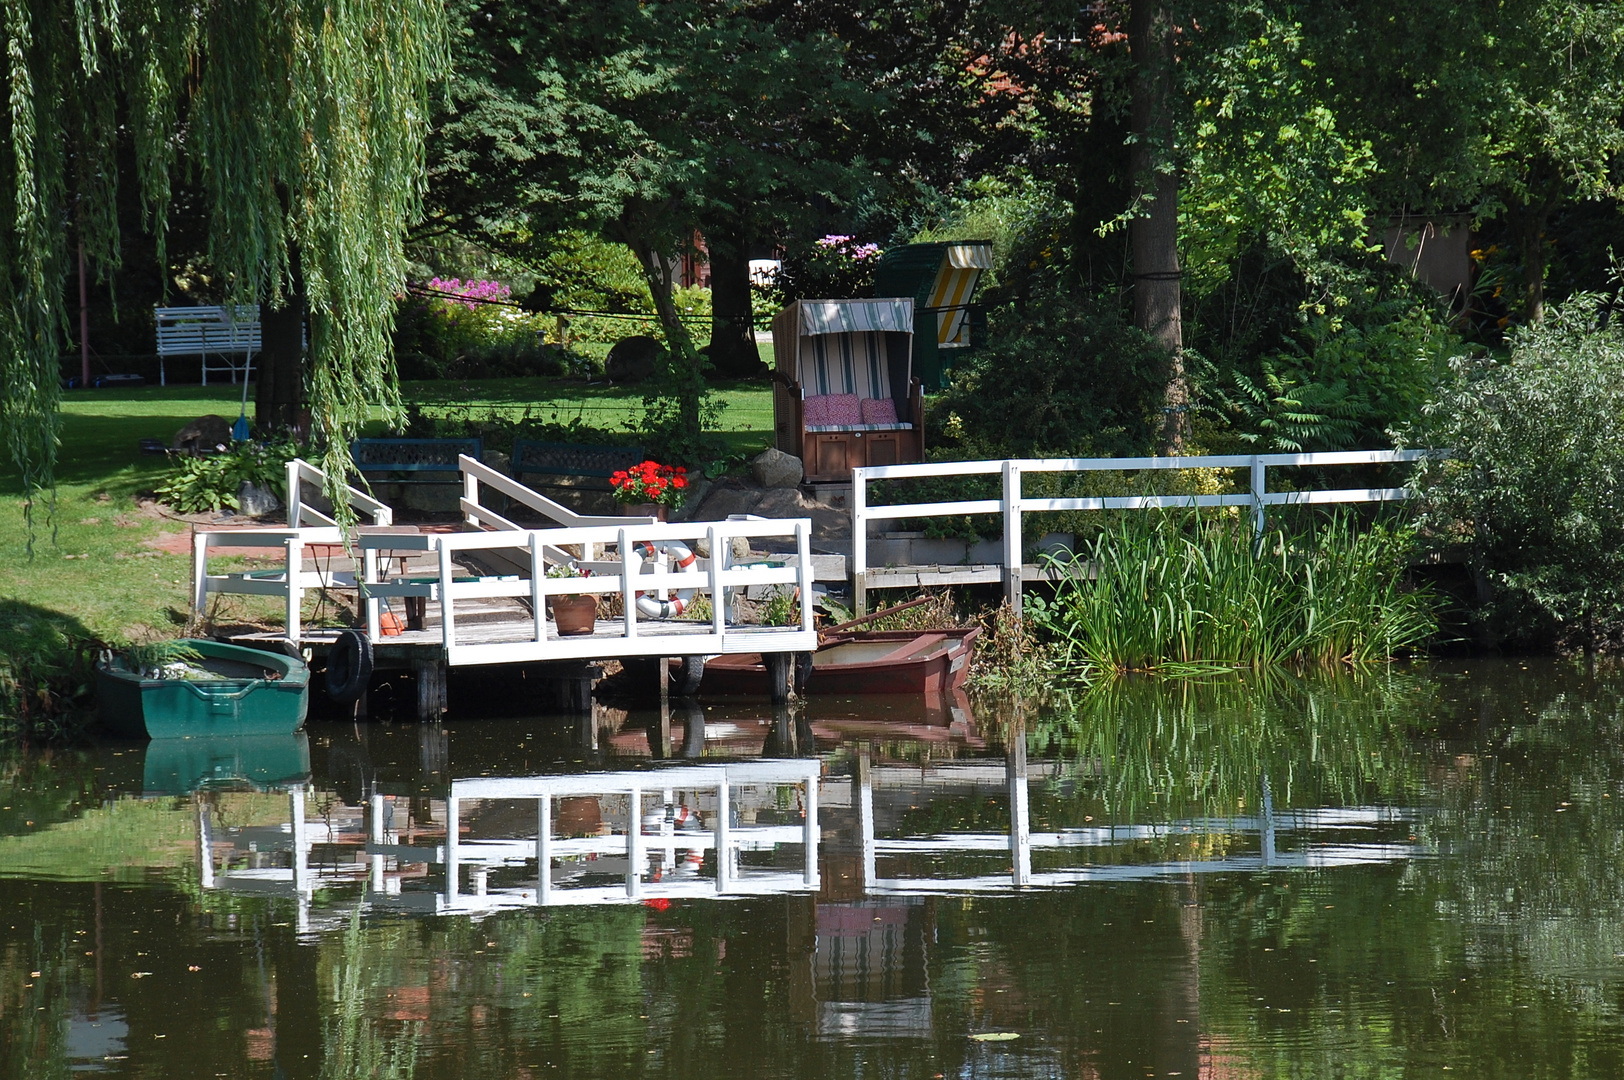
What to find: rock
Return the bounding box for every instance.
[604,335,662,383]
[483,450,512,477]
[173,415,234,452]
[668,475,713,522]
[402,484,462,513]
[692,533,755,560]
[686,477,850,545]
[751,447,803,489]
[238,481,282,517]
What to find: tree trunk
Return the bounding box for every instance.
[1129,0,1187,454]
[624,230,704,439]
[256,248,307,435]
[706,222,762,377]
[1511,194,1557,324]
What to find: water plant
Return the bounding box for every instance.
[1025,511,1436,674]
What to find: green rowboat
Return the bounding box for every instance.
[97,639,309,738]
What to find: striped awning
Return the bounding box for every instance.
[945,243,993,269]
[799,299,914,335]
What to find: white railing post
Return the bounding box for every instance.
[286,458,302,527]
[797,521,815,634]
[463,466,481,529]
[1251,455,1267,535]
[1002,460,1023,613]
[284,535,304,644]
[438,541,457,654]
[619,528,637,641]
[191,531,210,623]
[707,524,725,639]
[851,466,868,615]
[362,543,381,640]
[529,533,546,644]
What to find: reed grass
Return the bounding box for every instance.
[1026,511,1437,675]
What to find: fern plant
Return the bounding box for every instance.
[1219,360,1361,452]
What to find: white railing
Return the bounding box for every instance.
[286,457,393,528]
[191,526,349,643]
[851,449,1440,611]
[360,517,817,665]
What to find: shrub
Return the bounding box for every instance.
[770,235,883,302]
[930,288,1167,458]
[155,438,303,513]
[393,277,582,379]
[1405,292,1624,650]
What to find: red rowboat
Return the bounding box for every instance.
[699,627,980,701]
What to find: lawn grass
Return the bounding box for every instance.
[0,375,777,644]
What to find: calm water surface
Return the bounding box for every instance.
[5,659,1624,1078]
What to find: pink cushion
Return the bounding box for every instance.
[805,393,859,427]
[860,397,899,425]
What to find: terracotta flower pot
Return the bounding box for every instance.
[622,502,669,521]
[550,594,598,636]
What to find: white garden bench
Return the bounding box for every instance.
[154,305,261,386]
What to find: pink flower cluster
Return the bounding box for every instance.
[428,276,512,311]
[814,235,881,261]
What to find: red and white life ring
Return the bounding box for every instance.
[632,539,698,618]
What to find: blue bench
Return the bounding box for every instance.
[511,440,644,494]
[351,438,483,484]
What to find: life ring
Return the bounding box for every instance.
[324,629,373,704]
[632,539,698,618]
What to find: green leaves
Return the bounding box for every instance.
[1407,290,1624,649]
[2,0,449,536]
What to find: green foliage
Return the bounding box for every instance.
[1198,268,1459,451]
[0,601,100,736]
[393,293,588,380]
[932,287,1167,458]
[401,405,629,449]
[1178,9,1379,296]
[1025,511,1436,675]
[155,439,302,514]
[1406,291,1624,650]
[0,0,449,537]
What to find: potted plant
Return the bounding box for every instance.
[610,459,689,520]
[547,563,598,635]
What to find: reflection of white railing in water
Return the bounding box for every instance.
[852,750,1422,894]
[851,449,1441,612]
[438,761,822,910]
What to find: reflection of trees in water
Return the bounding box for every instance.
[1191,663,1624,1077]
[0,929,73,1079]
[1024,667,1442,825]
[317,915,419,1080]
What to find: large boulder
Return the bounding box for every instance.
[751,447,804,489]
[173,415,234,452]
[604,335,662,383]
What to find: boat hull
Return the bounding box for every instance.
[699,628,980,701]
[97,640,310,739]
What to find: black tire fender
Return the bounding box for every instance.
[325,630,374,704]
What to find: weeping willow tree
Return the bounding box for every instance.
[1,0,447,538]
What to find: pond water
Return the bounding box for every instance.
[5,658,1624,1078]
